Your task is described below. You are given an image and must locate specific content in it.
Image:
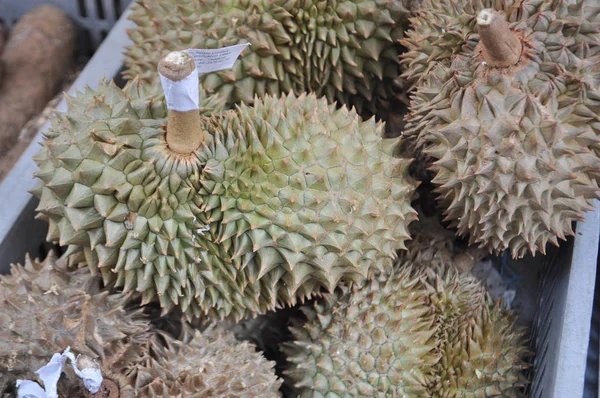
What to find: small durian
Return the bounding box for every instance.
[127,324,282,397]
[32,53,417,321]
[0,252,152,397]
[400,0,600,257]
[123,0,418,116]
[282,264,529,397]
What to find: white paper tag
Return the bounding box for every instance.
[159,44,249,112]
[159,71,200,112]
[70,359,103,394]
[16,347,103,397]
[17,350,68,398]
[16,380,47,398]
[185,43,250,74]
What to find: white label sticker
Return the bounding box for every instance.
[185,43,251,74]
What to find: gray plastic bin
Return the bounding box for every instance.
[0,2,598,397]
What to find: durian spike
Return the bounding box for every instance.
[476,9,522,68]
[158,51,205,154]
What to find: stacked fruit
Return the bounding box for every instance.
[2,0,599,396]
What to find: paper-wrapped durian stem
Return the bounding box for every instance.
[158,51,205,154]
[477,9,522,68]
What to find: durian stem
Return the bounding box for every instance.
[476,9,522,68]
[158,51,205,154]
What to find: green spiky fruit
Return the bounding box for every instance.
[0,252,152,396]
[128,324,282,397]
[282,264,529,397]
[400,0,600,257]
[123,0,417,117]
[32,78,418,321]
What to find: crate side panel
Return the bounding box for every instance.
[0,7,135,273]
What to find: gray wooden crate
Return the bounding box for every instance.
[0,2,598,397]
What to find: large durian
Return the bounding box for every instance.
[32,75,417,321]
[282,260,529,396]
[0,252,152,397]
[400,0,600,257]
[123,0,417,116]
[128,324,282,397]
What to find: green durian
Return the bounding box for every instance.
[122,0,418,116]
[0,252,152,397]
[31,77,418,321]
[399,0,600,257]
[282,263,529,397]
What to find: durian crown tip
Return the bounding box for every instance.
[476,9,494,26]
[158,51,196,82]
[165,51,189,66]
[476,8,522,68]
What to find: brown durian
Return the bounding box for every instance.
[0,252,283,397]
[125,324,282,397]
[400,0,600,257]
[0,252,152,397]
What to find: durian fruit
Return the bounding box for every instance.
[127,324,282,397]
[0,252,283,397]
[0,251,152,397]
[400,205,488,273]
[32,76,418,321]
[225,306,309,396]
[282,264,529,397]
[122,0,418,116]
[400,0,600,257]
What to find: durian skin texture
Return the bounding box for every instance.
[32,78,417,321]
[0,252,152,397]
[123,0,417,116]
[0,253,282,398]
[401,0,600,257]
[128,325,282,397]
[282,264,529,397]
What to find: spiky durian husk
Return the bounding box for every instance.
[399,0,600,257]
[125,324,282,397]
[122,0,417,117]
[0,252,152,396]
[400,207,488,273]
[282,265,529,397]
[31,78,418,321]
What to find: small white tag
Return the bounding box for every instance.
[17,350,69,398]
[16,380,47,398]
[16,347,104,397]
[159,44,250,112]
[185,43,251,74]
[159,71,200,112]
[70,358,103,394]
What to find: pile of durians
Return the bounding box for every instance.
[1,0,599,396]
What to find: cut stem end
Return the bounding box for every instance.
[477,9,522,68]
[158,51,205,154]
